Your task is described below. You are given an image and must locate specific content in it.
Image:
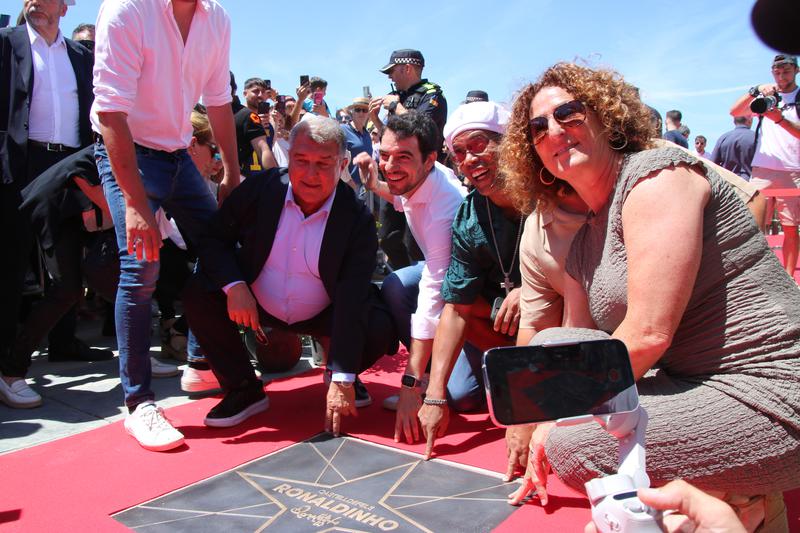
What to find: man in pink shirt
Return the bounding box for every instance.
[183,117,398,437]
[91,0,239,452]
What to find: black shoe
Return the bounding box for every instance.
[204,384,269,427]
[48,338,114,362]
[354,377,372,408]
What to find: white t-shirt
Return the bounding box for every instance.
[752,87,800,171]
[272,137,290,168]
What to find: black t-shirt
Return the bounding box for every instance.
[234,107,274,176]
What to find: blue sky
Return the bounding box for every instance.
[23,0,781,150]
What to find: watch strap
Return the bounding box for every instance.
[401,374,421,388]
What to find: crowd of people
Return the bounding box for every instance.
[2,1,799,531]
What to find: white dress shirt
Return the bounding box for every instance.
[90,0,232,152]
[394,162,467,340]
[27,25,80,147]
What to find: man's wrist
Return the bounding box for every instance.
[423,397,447,406]
[401,374,423,389]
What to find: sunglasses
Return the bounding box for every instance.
[451,132,497,163]
[352,108,369,113]
[529,100,587,145]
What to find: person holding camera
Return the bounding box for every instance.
[731,54,800,277]
[234,77,278,178]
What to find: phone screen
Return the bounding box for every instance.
[482,340,637,426]
[300,75,310,86]
[275,95,286,114]
[257,101,271,114]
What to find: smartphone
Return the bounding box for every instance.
[490,296,504,322]
[363,86,372,99]
[275,95,286,114]
[482,339,638,427]
[299,75,310,86]
[264,79,271,90]
[257,100,271,115]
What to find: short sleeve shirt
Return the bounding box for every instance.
[441,191,523,306]
[341,123,372,187]
[234,107,274,176]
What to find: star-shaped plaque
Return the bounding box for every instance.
[114,433,519,532]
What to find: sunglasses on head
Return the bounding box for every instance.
[451,132,497,164]
[529,100,587,145]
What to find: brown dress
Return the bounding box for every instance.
[542,146,800,495]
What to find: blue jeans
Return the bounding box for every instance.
[381,263,484,412]
[96,142,217,409]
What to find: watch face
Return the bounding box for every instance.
[401,374,418,388]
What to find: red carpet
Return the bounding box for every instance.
[767,235,800,283]
[1,352,798,532]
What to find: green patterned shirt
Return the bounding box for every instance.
[441,190,524,305]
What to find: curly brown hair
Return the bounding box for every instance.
[500,62,657,214]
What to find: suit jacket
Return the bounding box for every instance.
[0,25,94,186]
[198,168,380,374]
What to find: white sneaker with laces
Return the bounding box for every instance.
[181,366,221,393]
[150,356,180,378]
[0,375,42,408]
[124,401,184,451]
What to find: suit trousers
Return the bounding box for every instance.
[183,273,398,392]
[0,144,78,376]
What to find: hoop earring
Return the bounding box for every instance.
[609,130,628,151]
[539,167,556,186]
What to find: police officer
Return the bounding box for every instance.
[369,49,447,269]
[370,49,447,146]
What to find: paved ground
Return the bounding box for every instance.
[0,314,315,455]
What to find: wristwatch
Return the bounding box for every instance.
[387,100,399,114]
[401,374,422,389]
[749,86,761,98]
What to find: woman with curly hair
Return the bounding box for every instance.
[501,62,800,530]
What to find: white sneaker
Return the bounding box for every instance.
[150,356,180,378]
[0,375,43,408]
[124,401,184,451]
[181,366,221,393]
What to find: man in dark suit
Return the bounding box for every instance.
[183,116,398,435]
[0,0,96,408]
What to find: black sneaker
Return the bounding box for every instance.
[203,384,269,427]
[354,377,372,408]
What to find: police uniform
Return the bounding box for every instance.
[378,50,448,268]
[394,79,447,142]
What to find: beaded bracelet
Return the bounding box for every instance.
[423,397,447,406]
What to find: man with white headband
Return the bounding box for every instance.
[409,101,527,459]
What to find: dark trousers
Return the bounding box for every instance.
[154,239,194,321]
[183,274,398,392]
[377,202,423,270]
[0,144,78,376]
[12,224,119,368]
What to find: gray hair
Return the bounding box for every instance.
[289,116,346,157]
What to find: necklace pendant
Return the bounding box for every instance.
[500,277,514,295]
